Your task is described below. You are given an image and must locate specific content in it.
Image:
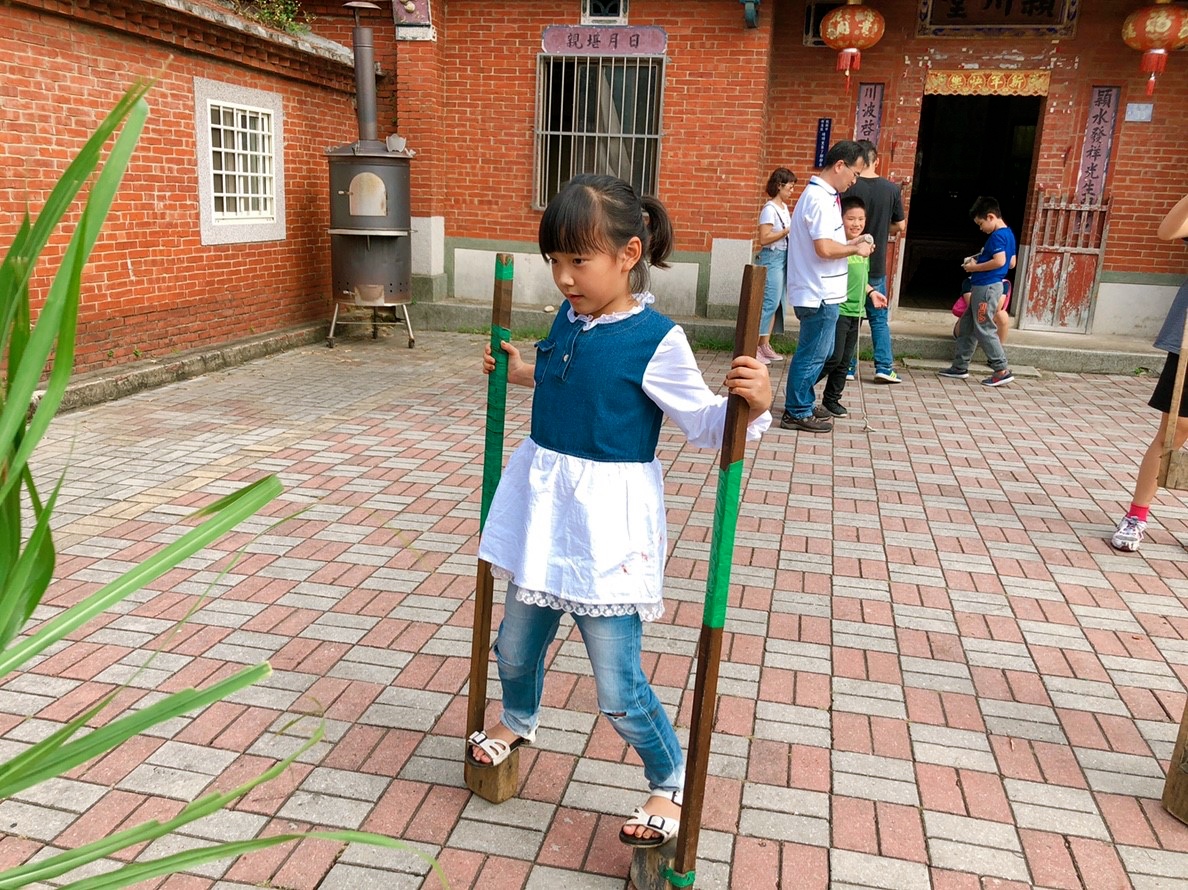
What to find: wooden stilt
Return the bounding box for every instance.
[1163,703,1188,824]
[633,264,765,889]
[465,254,516,803]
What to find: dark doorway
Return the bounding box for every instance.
[900,94,1041,310]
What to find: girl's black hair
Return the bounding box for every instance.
[539,174,673,294]
[765,167,797,198]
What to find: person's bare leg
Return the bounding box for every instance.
[1131,413,1188,508]
[994,309,1010,344]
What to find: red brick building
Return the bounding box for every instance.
[4,1,1187,374]
[315,0,1186,338]
[0,0,357,373]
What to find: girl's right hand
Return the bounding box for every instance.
[483,340,531,384]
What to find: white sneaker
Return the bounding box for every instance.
[1110,515,1147,552]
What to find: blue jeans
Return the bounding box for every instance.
[784,302,840,419]
[755,247,787,336]
[494,586,685,792]
[865,275,893,374]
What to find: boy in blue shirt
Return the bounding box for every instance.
[938,196,1016,387]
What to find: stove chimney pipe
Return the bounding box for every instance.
[346,1,379,143]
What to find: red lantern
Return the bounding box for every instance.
[820,0,886,89]
[1122,0,1188,95]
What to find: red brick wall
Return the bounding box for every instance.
[0,1,356,374]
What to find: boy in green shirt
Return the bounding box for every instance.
[816,196,887,417]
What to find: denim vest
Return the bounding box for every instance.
[531,304,676,463]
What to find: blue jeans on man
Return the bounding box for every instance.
[784,302,840,419]
[865,275,893,374]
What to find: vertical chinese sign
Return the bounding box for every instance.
[814,119,833,169]
[854,83,883,145]
[1075,86,1120,203]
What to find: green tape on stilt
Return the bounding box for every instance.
[481,324,511,529]
[495,256,514,280]
[661,865,696,888]
[702,460,743,629]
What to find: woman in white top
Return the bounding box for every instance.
[754,167,797,364]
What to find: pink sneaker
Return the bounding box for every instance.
[759,343,783,362]
[755,348,771,365]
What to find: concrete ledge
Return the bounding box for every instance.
[48,323,329,414]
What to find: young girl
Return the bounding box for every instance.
[469,174,772,848]
[755,167,796,364]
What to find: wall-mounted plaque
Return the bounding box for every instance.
[854,84,883,145]
[917,0,1079,38]
[542,25,667,55]
[814,118,833,169]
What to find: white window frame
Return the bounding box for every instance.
[193,78,286,245]
[533,54,665,209]
[582,0,628,25]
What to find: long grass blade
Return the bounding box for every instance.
[0,467,61,650]
[0,721,323,888]
[0,664,270,800]
[59,830,450,890]
[0,475,282,679]
[0,98,148,501]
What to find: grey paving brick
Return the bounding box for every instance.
[1044,676,1128,716]
[832,677,907,719]
[832,619,898,654]
[763,639,832,674]
[301,766,391,802]
[117,763,214,800]
[1119,846,1188,887]
[830,849,931,890]
[753,701,831,747]
[148,741,239,776]
[962,637,1037,672]
[526,865,630,890]
[277,789,375,828]
[12,777,107,813]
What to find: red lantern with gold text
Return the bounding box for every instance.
[821,0,886,92]
[1122,0,1188,95]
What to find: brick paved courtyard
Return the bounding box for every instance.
[3,330,1188,889]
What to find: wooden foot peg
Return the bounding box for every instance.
[630,839,687,890]
[464,749,520,804]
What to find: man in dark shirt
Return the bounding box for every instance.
[843,140,906,383]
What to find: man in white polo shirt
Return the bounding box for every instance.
[780,140,875,434]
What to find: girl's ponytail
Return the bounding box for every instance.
[640,194,673,271]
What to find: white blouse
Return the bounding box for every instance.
[478,295,771,622]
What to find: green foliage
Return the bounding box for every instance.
[233,0,314,34]
[0,83,446,888]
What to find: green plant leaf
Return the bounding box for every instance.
[0,475,282,680]
[0,663,270,800]
[0,97,148,503]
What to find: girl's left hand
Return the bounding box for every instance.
[725,355,773,413]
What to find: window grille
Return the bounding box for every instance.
[582,0,627,24]
[534,54,664,208]
[208,102,276,220]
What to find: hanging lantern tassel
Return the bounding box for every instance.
[1143,48,1168,94]
[837,47,861,72]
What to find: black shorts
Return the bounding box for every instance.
[1148,352,1188,416]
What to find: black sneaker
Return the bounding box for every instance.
[822,402,848,417]
[812,404,833,419]
[982,369,1014,387]
[780,412,833,433]
[937,366,969,379]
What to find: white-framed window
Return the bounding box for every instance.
[534,54,664,208]
[193,78,286,245]
[582,0,628,25]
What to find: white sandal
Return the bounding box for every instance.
[465,728,533,768]
[619,788,683,848]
